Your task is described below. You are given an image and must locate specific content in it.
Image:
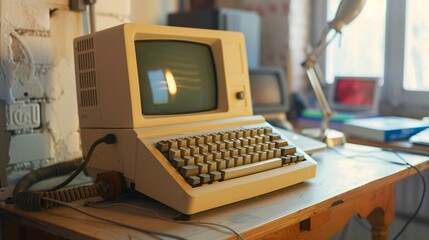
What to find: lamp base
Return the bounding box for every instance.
[301,128,346,148]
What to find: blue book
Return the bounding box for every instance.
[300,108,379,122]
[343,116,429,142]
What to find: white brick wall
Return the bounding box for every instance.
[0,0,134,186]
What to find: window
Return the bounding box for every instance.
[403,0,429,91]
[315,0,429,118]
[325,0,386,84]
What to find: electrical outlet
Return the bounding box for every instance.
[6,102,41,131]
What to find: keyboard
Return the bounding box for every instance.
[156,126,305,187]
[84,116,317,215]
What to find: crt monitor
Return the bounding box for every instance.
[249,67,290,115]
[73,24,317,214]
[329,76,381,113]
[73,23,253,192]
[73,23,252,130]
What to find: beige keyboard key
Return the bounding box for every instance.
[203,152,213,162]
[177,138,187,148]
[189,145,200,155]
[180,147,190,157]
[180,165,199,178]
[171,157,185,169]
[250,129,258,136]
[215,159,226,170]
[194,154,204,164]
[169,148,181,160]
[209,171,222,182]
[274,139,288,148]
[220,158,282,180]
[197,163,208,174]
[280,146,296,156]
[203,134,214,143]
[195,135,205,145]
[156,140,169,152]
[199,173,211,184]
[184,156,195,165]
[268,133,281,141]
[206,160,217,172]
[263,127,273,134]
[185,137,196,146]
[186,176,200,187]
[167,139,178,149]
[239,137,249,146]
[216,141,226,150]
[198,144,209,153]
[242,154,251,165]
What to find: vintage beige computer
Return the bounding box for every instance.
[73,23,316,214]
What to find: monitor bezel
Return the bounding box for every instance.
[249,67,290,114]
[329,76,381,113]
[134,40,219,116]
[125,30,230,124]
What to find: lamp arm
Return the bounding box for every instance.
[302,26,339,135]
[305,65,333,134]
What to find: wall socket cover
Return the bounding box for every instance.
[6,102,41,131]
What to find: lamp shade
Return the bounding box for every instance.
[329,0,366,31]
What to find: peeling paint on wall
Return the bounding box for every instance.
[0,0,166,187]
[0,0,83,186]
[0,0,136,187]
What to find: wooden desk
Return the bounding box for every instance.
[1,144,428,240]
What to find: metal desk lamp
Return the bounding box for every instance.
[301,0,366,147]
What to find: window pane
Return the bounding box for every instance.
[403,0,429,91]
[325,0,386,84]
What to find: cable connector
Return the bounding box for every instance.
[95,171,126,200]
[103,134,117,144]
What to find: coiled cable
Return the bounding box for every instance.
[12,134,122,211]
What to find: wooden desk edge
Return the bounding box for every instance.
[238,160,429,240]
[1,156,428,240]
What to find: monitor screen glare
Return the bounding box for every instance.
[135,40,217,115]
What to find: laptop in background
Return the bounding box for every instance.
[329,76,381,115]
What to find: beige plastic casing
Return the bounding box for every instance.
[74,24,317,214]
[80,117,317,215]
[74,23,252,129]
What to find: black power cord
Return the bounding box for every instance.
[385,150,427,240]
[49,134,116,191]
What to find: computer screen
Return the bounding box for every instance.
[73,24,252,129]
[330,76,380,113]
[249,67,289,114]
[135,40,217,115]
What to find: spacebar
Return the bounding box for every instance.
[220,158,282,180]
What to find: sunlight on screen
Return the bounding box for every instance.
[135,41,217,115]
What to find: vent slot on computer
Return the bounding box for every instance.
[76,37,98,108]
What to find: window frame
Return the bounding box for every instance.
[313,0,429,118]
